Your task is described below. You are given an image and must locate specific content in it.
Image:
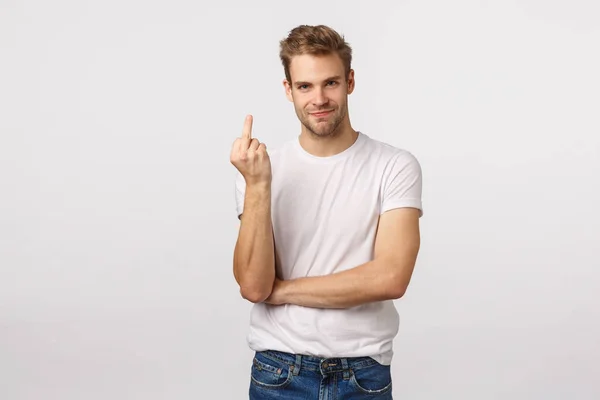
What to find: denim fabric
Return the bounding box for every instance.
[249,350,393,399]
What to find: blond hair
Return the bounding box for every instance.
[279,25,353,83]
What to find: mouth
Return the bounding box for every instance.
[310,110,334,118]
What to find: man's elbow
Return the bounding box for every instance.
[240,285,272,303]
[385,267,413,299]
[234,261,275,303]
[387,284,408,300]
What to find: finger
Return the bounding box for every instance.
[249,138,260,152]
[245,139,259,161]
[240,139,259,162]
[231,137,241,156]
[257,143,268,159]
[242,115,253,141]
[240,115,253,158]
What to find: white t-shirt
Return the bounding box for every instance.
[234,131,423,365]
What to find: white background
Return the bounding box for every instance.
[1,0,599,399]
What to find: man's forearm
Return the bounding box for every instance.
[268,257,409,309]
[234,183,275,303]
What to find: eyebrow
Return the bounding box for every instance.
[294,76,342,86]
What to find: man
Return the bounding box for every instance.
[230,24,423,399]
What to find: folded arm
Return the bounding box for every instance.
[264,207,421,309]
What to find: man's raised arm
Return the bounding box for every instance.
[230,115,275,303]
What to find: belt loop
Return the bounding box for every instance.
[292,354,302,376]
[341,358,350,380]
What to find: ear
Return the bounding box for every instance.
[346,69,355,95]
[283,79,294,102]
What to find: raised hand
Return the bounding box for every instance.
[230,115,272,186]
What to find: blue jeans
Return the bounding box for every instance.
[249,350,393,399]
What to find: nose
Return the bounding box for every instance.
[312,88,328,107]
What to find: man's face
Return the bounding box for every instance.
[284,53,354,138]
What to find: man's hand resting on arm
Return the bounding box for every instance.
[264,207,421,309]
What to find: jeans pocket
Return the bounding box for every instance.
[250,352,293,390]
[349,360,392,395]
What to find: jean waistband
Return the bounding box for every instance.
[257,349,379,376]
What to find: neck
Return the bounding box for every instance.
[298,121,358,157]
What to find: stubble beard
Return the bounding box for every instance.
[298,104,347,140]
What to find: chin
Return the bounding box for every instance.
[312,127,338,138]
[298,111,342,138]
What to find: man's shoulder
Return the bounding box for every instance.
[359,133,419,164]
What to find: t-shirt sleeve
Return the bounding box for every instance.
[380,151,424,217]
[235,171,246,220]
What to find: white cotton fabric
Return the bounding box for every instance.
[235,131,423,365]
